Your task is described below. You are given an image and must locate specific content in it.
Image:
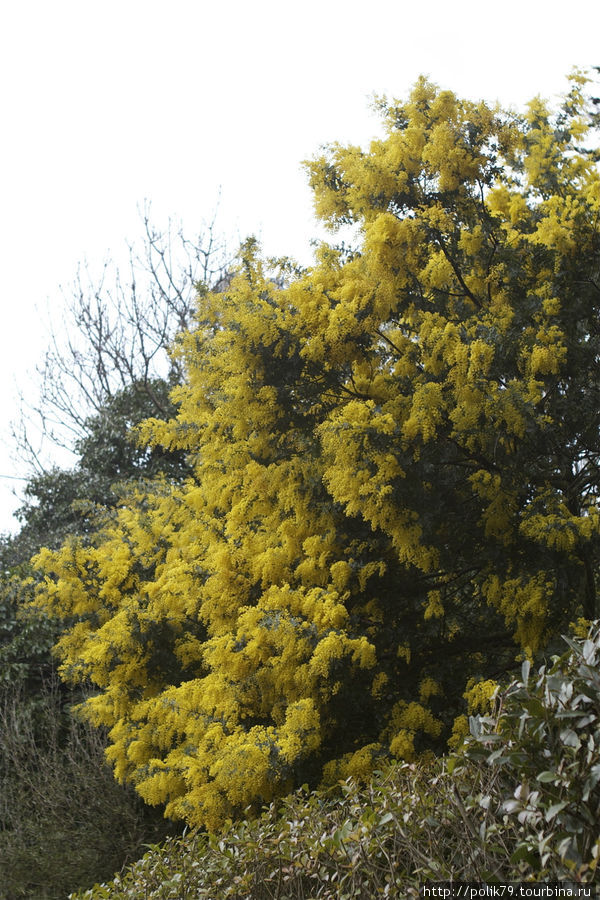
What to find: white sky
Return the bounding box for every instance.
[1,0,599,534]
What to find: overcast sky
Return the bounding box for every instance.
[1,0,599,534]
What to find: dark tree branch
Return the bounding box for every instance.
[13,206,232,470]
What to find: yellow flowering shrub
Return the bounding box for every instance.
[33,72,600,829]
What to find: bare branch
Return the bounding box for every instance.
[14,206,232,470]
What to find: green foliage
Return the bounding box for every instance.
[11,379,190,563]
[32,71,600,829]
[0,571,56,694]
[74,378,191,487]
[70,759,521,900]
[0,681,174,900]
[461,619,600,880]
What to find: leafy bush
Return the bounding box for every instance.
[0,680,174,900]
[0,571,58,697]
[70,756,524,899]
[71,622,600,899]
[461,619,600,882]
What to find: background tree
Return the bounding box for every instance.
[14,207,230,468]
[0,213,230,897]
[32,72,600,831]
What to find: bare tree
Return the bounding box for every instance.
[14,205,231,471]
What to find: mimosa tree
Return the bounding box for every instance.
[34,72,600,829]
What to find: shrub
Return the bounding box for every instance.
[461,619,600,882]
[70,757,523,899]
[0,680,173,900]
